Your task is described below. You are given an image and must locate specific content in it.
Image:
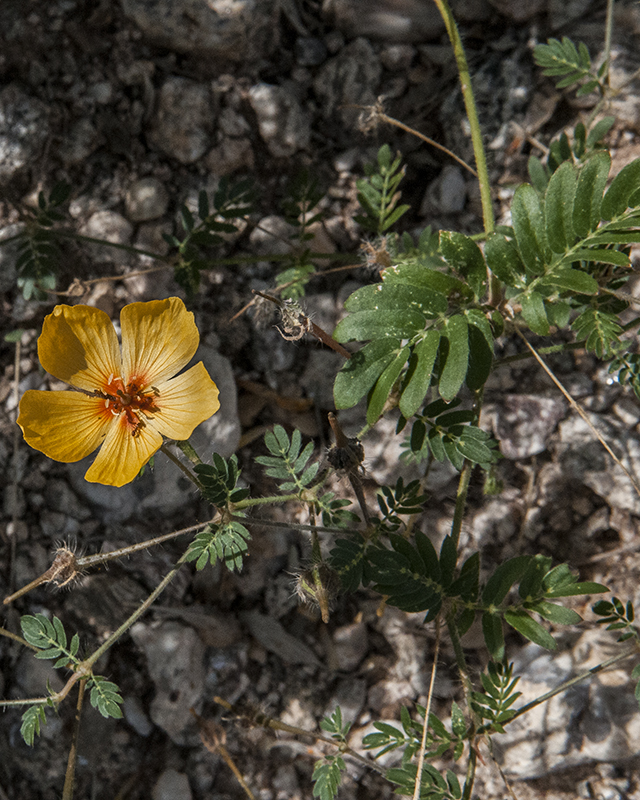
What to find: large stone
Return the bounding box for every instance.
[121,0,276,61]
[0,85,49,184]
[131,621,205,745]
[495,631,640,778]
[322,0,445,42]
[147,77,212,164]
[248,83,311,158]
[314,38,382,129]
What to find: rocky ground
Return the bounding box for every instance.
[2,1,640,799]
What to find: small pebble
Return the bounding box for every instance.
[125,177,169,222]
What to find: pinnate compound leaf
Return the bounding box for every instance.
[21,706,48,747]
[312,757,345,800]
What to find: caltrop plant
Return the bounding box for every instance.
[4,0,640,798]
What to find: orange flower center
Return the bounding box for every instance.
[97,375,160,437]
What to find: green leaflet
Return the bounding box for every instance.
[484,232,525,288]
[383,261,472,298]
[519,291,549,335]
[344,281,447,317]
[399,329,441,419]
[528,155,550,193]
[602,157,640,220]
[568,248,631,267]
[545,160,577,254]
[334,338,400,409]
[573,151,610,237]
[512,183,548,275]
[537,268,599,295]
[504,609,557,650]
[528,600,582,625]
[482,556,532,605]
[367,344,411,424]
[333,308,425,343]
[465,309,494,391]
[482,612,505,661]
[439,315,469,401]
[439,230,487,298]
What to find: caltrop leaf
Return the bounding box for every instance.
[440,231,487,298]
[512,184,547,275]
[312,756,346,800]
[399,330,440,419]
[21,705,48,746]
[519,291,549,336]
[601,158,640,220]
[334,338,401,409]
[484,232,525,288]
[367,344,410,424]
[504,609,557,650]
[545,160,577,253]
[439,315,469,401]
[573,151,610,237]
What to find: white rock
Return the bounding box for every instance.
[248,83,311,158]
[148,77,212,164]
[152,769,192,800]
[125,177,169,222]
[0,86,49,183]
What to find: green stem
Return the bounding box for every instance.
[432,0,494,237]
[450,459,472,552]
[446,611,479,798]
[175,440,203,466]
[480,644,638,733]
[603,0,614,90]
[461,744,477,800]
[433,0,500,310]
[46,228,349,266]
[83,556,187,671]
[159,443,202,489]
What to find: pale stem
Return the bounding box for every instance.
[213,697,386,776]
[62,678,86,800]
[412,618,441,800]
[159,442,202,489]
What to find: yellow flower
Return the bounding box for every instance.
[17,298,220,487]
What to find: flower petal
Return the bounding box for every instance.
[17,390,110,462]
[121,298,200,386]
[38,305,121,391]
[149,362,220,440]
[85,414,162,486]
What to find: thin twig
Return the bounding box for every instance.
[62,679,86,800]
[412,618,441,800]
[514,327,640,499]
